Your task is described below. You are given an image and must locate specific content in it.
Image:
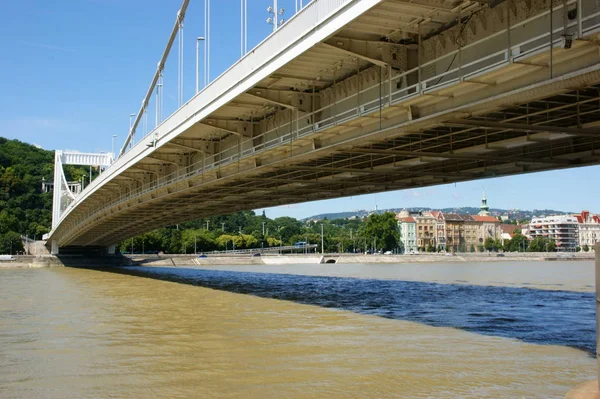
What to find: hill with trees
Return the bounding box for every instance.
[0,138,95,253]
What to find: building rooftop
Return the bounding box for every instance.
[473,215,501,223]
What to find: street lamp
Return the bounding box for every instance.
[196,36,205,94]
[267,2,285,32]
[320,223,324,254]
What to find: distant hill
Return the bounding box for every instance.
[304,207,572,221]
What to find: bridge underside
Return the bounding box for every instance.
[50,0,600,248]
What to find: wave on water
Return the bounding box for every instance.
[115,266,596,356]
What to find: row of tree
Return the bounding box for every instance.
[116,211,401,254]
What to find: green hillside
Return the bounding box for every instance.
[0,138,52,252]
[0,138,90,253]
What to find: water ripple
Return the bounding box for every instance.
[116,266,596,356]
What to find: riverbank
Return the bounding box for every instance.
[132,252,594,266]
[0,252,593,268]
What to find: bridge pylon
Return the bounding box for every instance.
[50,150,113,254]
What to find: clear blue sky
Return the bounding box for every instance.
[1,0,598,219]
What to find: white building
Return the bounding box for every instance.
[526,215,579,252]
[397,214,418,254]
[574,211,600,251]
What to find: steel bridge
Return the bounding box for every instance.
[47,0,600,254]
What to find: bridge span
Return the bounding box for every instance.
[48,0,600,253]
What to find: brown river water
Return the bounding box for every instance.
[0,261,596,398]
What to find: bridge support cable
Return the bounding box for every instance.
[119,0,190,158]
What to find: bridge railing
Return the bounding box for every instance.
[132,0,356,149]
[58,2,600,238]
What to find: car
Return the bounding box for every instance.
[384,251,393,255]
[445,252,454,256]
[496,253,505,257]
[197,254,208,258]
[252,253,262,257]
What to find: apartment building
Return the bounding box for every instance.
[397,216,418,253]
[574,210,600,250]
[525,215,579,252]
[414,211,437,250]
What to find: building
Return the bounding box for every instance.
[441,214,466,252]
[478,191,491,216]
[574,210,600,250]
[431,211,446,251]
[525,215,579,252]
[41,177,82,194]
[461,214,481,252]
[397,215,418,253]
[414,211,437,250]
[473,215,502,248]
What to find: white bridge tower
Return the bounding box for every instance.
[51,151,113,254]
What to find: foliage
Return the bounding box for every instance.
[527,237,556,252]
[583,244,590,252]
[505,233,529,252]
[361,212,399,251]
[0,231,24,254]
[0,139,56,242]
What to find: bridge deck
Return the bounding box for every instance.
[50,0,600,248]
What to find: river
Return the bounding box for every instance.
[0,261,595,398]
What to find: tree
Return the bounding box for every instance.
[470,244,475,253]
[266,237,281,247]
[0,231,24,254]
[583,244,590,252]
[484,237,496,252]
[361,212,399,251]
[528,237,555,252]
[506,233,529,252]
[426,243,435,252]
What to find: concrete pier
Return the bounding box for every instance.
[566,243,600,399]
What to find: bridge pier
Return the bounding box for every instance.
[566,243,600,398]
[51,241,59,255]
[107,245,116,255]
[594,242,600,390]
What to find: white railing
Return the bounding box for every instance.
[132,0,355,149]
[58,2,600,241]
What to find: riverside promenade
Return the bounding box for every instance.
[0,252,594,268]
